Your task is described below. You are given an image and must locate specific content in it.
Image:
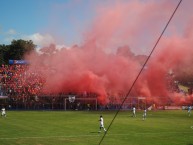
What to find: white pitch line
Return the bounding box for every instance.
[0,134,99,140]
[0,132,192,140]
[191,126,193,129]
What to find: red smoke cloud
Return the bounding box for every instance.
[26,0,193,105]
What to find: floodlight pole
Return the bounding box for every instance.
[64,98,66,110]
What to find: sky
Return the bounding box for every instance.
[0,0,181,50]
[0,0,101,47]
[0,0,192,52]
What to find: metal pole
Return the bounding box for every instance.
[96,99,97,110]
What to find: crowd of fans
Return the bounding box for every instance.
[0,64,99,110]
[0,64,45,95]
[166,73,180,93]
[0,64,188,110]
[0,64,46,109]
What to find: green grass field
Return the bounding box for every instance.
[0,110,193,145]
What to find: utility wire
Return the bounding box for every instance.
[98,0,182,144]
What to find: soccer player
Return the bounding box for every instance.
[98,115,106,133]
[1,107,6,117]
[142,109,147,120]
[188,106,191,117]
[132,107,136,117]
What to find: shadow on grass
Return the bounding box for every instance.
[90,131,99,133]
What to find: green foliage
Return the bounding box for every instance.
[0,39,36,65]
[0,44,8,65]
[0,110,192,145]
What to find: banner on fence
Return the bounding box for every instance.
[9,60,29,65]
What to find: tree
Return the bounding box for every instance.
[0,44,9,65]
[0,39,36,65]
[9,39,36,60]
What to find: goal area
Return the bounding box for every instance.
[64,97,98,110]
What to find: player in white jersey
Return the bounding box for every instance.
[142,109,147,120]
[132,107,136,117]
[1,107,6,117]
[98,115,106,133]
[187,106,191,117]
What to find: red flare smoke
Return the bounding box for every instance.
[25,0,193,105]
